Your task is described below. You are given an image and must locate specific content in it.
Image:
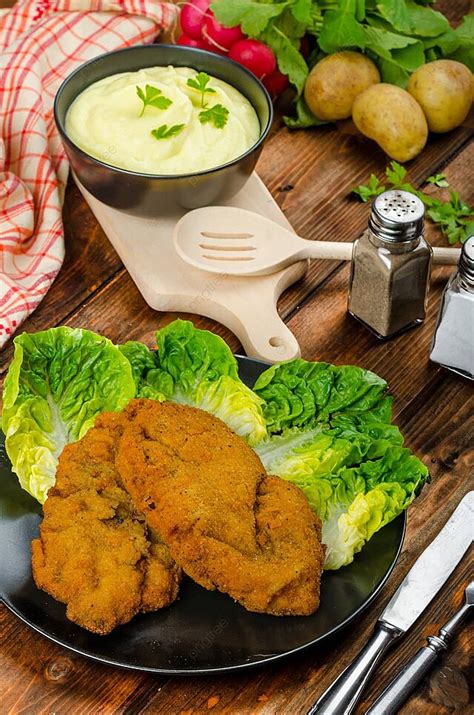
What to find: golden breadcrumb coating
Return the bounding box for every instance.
[32,410,181,635]
[116,399,325,616]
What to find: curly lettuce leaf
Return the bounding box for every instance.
[119,341,167,401]
[2,327,136,503]
[253,358,389,433]
[120,320,267,446]
[256,419,428,569]
[317,449,429,569]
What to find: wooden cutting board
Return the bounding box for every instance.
[76,173,307,363]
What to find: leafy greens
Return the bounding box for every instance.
[253,358,391,432]
[136,84,172,116]
[211,0,474,127]
[353,161,474,245]
[186,72,217,108]
[151,124,185,140]
[1,321,429,571]
[254,360,428,568]
[120,320,267,446]
[1,327,136,503]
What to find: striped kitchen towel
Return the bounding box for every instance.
[0,0,177,347]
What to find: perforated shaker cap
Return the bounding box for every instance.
[369,190,425,242]
[459,236,474,285]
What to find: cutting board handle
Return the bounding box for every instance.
[234,309,301,363]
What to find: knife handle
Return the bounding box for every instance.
[307,621,403,715]
[366,599,472,715]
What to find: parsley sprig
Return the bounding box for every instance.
[199,104,229,129]
[136,84,172,117]
[186,72,229,129]
[186,72,216,108]
[353,161,474,245]
[151,124,185,140]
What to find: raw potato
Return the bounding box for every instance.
[407,60,473,133]
[304,51,380,121]
[352,84,428,162]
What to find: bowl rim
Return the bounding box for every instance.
[54,44,274,181]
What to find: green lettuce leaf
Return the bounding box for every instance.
[256,419,428,569]
[119,341,167,401]
[120,320,267,446]
[318,449,429,569]
[253,358,388,433]
[1,327,136,503]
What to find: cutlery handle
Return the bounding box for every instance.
[307,621,403,715]
[298,242,460,265]
[299,241,354,261]
[366,644,442,715]
[431,246,461,265]
[366,601,472,715]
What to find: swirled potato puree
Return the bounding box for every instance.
[66,66,260,175]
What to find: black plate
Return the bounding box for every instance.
[0,355,405,674]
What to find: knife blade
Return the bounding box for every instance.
[380,490,473,632]
[307,490,473,715]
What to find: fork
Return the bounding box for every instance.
[366,580,474,714]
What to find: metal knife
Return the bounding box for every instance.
[307,490,474,715]
[366,580,474,715]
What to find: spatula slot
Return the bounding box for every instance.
[202,255,255,262]
[200,231,254,239]
[199,244,256,252]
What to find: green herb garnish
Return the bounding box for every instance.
[198,103,229,129]
[352,174,386,203]
[426,173,450,188]
[151,124,185,140]
[136,84,172,117]
[353,161,474,245]
[186,72,216,108]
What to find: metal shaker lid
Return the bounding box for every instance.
[459,236,474,285]
[369,190,425,242]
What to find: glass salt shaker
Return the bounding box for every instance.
[348,190,432,339]
[430,236,474,380]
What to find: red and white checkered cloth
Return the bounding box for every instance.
[0,0,177,348]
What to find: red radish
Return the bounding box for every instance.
[177,34,210,50]
[263,68,289,97]
[229,39,276,79]
[202,14,244,51]
[180,0,210,40]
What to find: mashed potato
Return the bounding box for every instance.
[66,66,261,175]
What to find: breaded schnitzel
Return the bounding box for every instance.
[31,411,181,635]
[116,399,325,616]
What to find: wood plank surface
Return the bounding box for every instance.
[1,0,473,713]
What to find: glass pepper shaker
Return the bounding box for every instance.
[348,190,432,339]
[430,236,474,380]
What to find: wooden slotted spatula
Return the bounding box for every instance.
[173,206,460,276]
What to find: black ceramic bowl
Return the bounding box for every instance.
[54,45,273,217]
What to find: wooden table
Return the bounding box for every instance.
[1,1,473,712]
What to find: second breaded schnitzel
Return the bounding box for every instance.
[116,399,325,616]
[31,411,181,635]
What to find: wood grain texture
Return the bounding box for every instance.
[1,0,473,712]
